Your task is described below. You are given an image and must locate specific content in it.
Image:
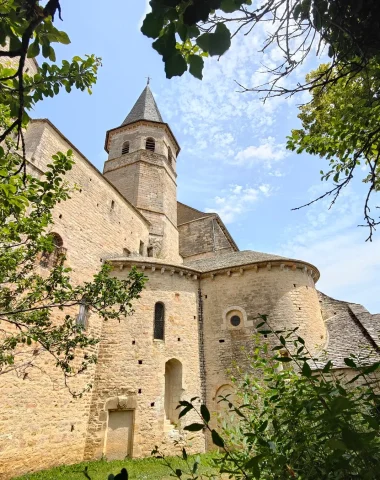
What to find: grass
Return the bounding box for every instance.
[14,453,218,480]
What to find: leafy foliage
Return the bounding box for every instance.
[0,0,101,172]
[0,1,146,394]
[0,117,146,393]
[158,316,380,479]
[142,0,380,97]
[287,61,380,241]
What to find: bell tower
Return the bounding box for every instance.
[103,84,181,263]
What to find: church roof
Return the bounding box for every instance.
[122,85,163,126]
[185,250,300,272]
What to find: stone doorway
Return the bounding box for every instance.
[105,410,134,460]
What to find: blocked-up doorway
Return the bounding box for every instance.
[105,410,134,460]
[165,358,183,425]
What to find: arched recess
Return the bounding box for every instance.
[214,384,235,420]
[164,358,183,425]
[40,232,66,268]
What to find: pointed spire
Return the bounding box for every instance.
[122,85,163,126]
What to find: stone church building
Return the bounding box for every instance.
[1,77,379,478]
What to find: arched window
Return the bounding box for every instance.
[154,302,165,340]
[168,146,173,165]
[121,141,130,155]
[145,137,155,152]
[76,300,89,329]
[40,233,66,268]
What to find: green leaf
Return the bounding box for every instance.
[221,0,239,13]
[56,31,71,45]
[177,23,188,42]
[326,438,347,451]
[208,23,231,56]
[302,361,312,377]
[188,55,204,80]
[293,2,302,20]
[27,41,40,59]
[200,404,210,423]
[153,24,176,60]
[322,360,333,373]
[182,448,187,460]
[49,46,56,61]
[362,362,380,374]
[141,12,164,39]
[178,405,192,419]
[165,53,187,78]
[196,33,210,53]
[245,455,262,478]
[211,429,224,447]
[344,357,357,368]
[188,25,200,39]
[184,423,204,431]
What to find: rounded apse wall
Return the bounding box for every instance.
[200,262,325,411]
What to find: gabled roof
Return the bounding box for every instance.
[122,85,163,126]
[177,201,214,225]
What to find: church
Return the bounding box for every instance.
[1,78,379,479]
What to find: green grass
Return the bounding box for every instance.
[14,453,218,480]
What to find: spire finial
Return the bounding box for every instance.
[146,76,151,85]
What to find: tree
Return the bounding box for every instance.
[142,0,380,95]
[156,317,380,479]
[142,1,380,238]
[0,0,100,174]
[0,1,146,394]
[287,61,380,241]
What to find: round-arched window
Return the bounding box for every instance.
[40,233,65,268]
[154,302,165,340]
[230,315,241,327]
[122,141,130,155]
[145,137,155,152]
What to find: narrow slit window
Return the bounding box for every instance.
[154,302,165,340]
[145,137,155,152]
[122,141,130,155]
[139,241,144,256]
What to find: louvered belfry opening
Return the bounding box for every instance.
[145,137,155,152]
[154,302,165,340]
[122,141,130,154]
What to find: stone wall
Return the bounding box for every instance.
[104,122,181,264]
[0,120,151,479]
[179,215,235,261]
[200,262,325,448]
[84,262,205,459]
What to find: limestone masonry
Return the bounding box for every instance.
[0,84,379,479]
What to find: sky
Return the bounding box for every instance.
[32,1,380,313]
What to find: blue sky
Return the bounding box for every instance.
[33,1,380,313]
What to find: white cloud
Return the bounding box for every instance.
[234,136,287,168]
[205,183,273,223]
[279,186,380,313]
